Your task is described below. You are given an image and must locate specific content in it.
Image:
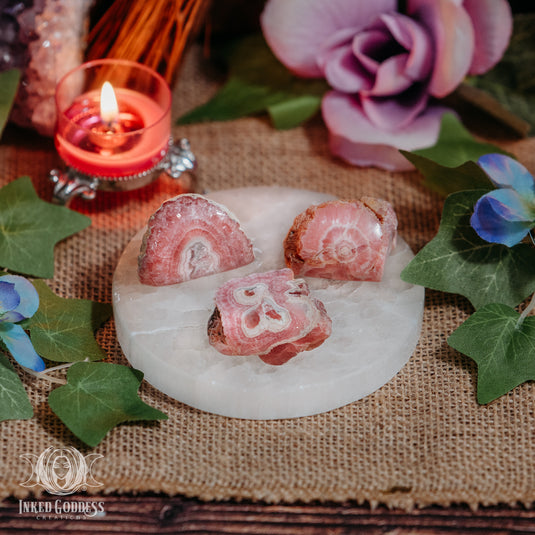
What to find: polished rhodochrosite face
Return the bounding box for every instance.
[208,268,332,365]
[138,194,255,286]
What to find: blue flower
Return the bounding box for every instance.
[470,154,535,247]
[0,275,44,372]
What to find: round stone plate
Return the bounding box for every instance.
[113,187,424,419]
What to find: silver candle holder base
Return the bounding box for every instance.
[50,138,197,205]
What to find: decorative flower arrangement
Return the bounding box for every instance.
[260,0,512,170]
[179,0,533,173]
[402,152,535,404]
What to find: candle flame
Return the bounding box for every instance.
[100,81,119,124]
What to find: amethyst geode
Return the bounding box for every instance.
[0,0,93,136]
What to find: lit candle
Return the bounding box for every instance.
[100,81,118,125]
[55,60,171,178]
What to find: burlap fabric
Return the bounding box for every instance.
[1,45,535,510]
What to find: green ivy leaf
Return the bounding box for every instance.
[410,113,506,167]
[0,69,20,139]
[267,95,324,130]
[0,176,91,278]
[0,352,33,421]
[48,362,168,447]
[400,190,535,309]
[466,13,535,135]
[27,280,111,363]
[400,113,508,196]
[402,154,493,198]
[177,34,328,129]
[448,303,535,404]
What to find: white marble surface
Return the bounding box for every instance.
[112,187,424,419]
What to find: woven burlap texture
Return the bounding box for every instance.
[1,46,534,510]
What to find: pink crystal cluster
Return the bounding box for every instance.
[1,0,92,136]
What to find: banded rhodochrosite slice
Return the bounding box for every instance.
[208,268,332,365]
[138,194,255,286]
[284,197,397,282]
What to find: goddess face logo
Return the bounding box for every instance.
[20,447,103,496]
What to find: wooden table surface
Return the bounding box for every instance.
[2,494,535,533]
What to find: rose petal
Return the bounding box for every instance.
[352,29,396,74]
[319,42,373,93]
[471,190,535,247]
[0,275,39,319]
[0,322,45,372]
[261,0,397,77]
[478,154,535,200]
[320,26,361,53]
[408,0,474,97]
[322,90,449,170]
[368,54,413,96]
[378,13,433,80]
[361,82,429,129]
[462,0,513,75]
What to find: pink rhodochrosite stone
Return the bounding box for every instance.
[113,187,425,419]
[208,268,332,365]
[138,194,255,286]
[284,197,397,281]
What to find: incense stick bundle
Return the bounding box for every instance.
[86,0,208,84]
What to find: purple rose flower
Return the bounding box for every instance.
[261,0,513,170]
[0,274,44,372]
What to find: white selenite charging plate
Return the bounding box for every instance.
[113,187,424,419]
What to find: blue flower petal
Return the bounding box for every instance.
[478,154,535,200]
[1,311,26,323]
[0,275,39,319]
[471,193,533,247]
[0,280,20,316]
[0,322,45,372]
[482,188,535,222]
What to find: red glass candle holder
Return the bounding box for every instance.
[50,59,196,204]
